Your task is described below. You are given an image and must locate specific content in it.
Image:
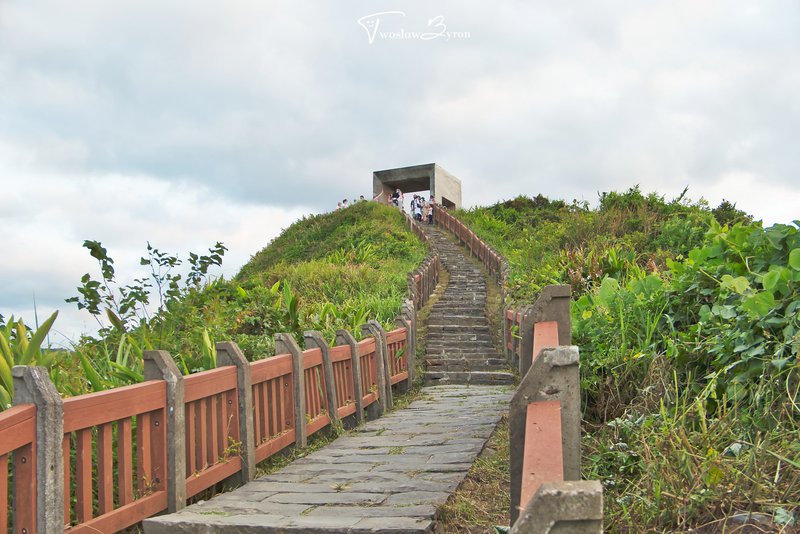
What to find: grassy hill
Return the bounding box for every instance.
[8,201,427,401]
[454,189,799,531]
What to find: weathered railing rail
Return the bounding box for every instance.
[5,318,418,533]
[403,211,441,310]
[183,366,241,499]
[0,403,36,534]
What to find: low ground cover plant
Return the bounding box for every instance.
[455,189,798,530]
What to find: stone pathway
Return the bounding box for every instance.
[143,385,511,533]
[422,225,514,386]
[144,220,517,533]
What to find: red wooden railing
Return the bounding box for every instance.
[402,211,440,309]
[251,353,295,463]
[385,327,409,385]
[432,204,504,280]
[357,338,379,408]
[330,345,356,419]
[1,404,36,534]
[302,348,331,436]
[62,381,168,533]
[183,366,242,498]
[3,323,412,533]
[3,202,442,532]
[505,309,524,363]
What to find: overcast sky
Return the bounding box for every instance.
[1,1,798,343]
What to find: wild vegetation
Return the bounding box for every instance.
[454,189,799,531]
[0,201,425,405]
[4,185,798,530]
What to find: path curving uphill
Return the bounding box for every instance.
[422,225,515,386]
[143,217,516,534]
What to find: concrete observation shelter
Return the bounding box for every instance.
[373,163,462,209]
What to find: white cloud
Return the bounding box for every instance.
[1,0,799,340]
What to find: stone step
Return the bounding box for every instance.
[426,334,494,343]
[426,347,501,356]
[426,363,510,373]
[426,358,508,368]
[426,320,491,329]
[425,343,497,358]
[423,371,516,386]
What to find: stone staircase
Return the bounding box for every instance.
[422,225,515,385]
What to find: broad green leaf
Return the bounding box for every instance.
[15,320,30,364]
[597,277,619,305]
[78,350,107,392]
[771,358,790,370]
[774,507,796,526]
[762,270,780,291]
[742,291,776,319]
[22,311,58,366]
[0,352,12,395]
[720,274,750,294]
[106,309,126,332]
[789,248,800,270]
[0,385,11,411]
[0,334,13,368]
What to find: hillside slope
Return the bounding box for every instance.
[453,190,799,531]
[40,201,426,400]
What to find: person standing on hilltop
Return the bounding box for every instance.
[392,188,403,210]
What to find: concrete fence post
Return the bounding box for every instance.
[509,346,582,524]
[276,334,307,448]
[304,331,340,428]
[143,351,186,512]
[520,285,572,378]
[394,316,415,389]
[362,321,392,412]
[334,330,365,426]
[510,481,603,534]
[531,285,572,347]
[519,305,535,377]
[215,342,256,485]
[12,366,63,534]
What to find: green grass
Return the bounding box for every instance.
[451,191,799,531]
[438,416,511,533]
[45,201,428,397]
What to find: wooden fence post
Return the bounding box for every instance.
[335,330,365,426]
[394,315,415,388]
[362,321,392,412]
[215,342,256,485]
[402,298,417,365]
[12,366,63,533]
[143,351,186,512]
[304,331,340,428]
[276,334,307,448]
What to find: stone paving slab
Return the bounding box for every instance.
[144,385,511,533]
